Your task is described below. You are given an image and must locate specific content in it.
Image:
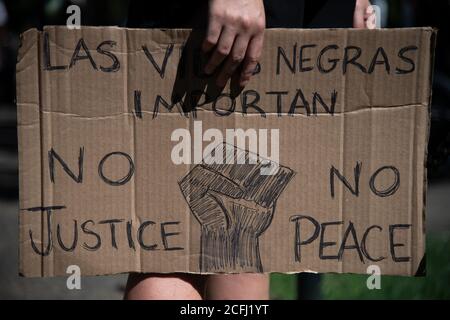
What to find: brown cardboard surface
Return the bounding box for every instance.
[16,26,435,277]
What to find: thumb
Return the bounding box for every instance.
[207,190,236,228]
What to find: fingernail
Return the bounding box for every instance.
[240,80,249,87]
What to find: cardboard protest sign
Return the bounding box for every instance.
[16,26,435,277]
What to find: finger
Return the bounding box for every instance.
[364,6,377,29]
[353,2,366,29]
[353,9,366,28]
[204,27,237,75]
[216,35,249,87]
[239,33,263,86]
[364,5,375,19]
[202,19,222,53]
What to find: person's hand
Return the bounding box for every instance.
[202,0,265,87]
[353,0,375,29]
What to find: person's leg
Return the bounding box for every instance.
[205,274,270,300]
[124,273,206,300]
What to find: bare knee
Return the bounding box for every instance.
[206,274,269,300]
[124,273,205,300]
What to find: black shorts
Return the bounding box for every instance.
[126,0,356,29]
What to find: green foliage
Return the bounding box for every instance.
[270,233,450,300]
[321,233,450,300]
[270,273,297,300]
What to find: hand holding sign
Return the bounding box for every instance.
[203,0,265,87]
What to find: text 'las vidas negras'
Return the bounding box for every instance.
[42,31,418,118]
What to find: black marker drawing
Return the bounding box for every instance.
[178,143,295,272]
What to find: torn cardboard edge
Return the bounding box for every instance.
[16,26,436,277]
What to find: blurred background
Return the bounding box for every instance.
[0,0,449,299]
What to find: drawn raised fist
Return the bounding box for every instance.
[179,144,294,272]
